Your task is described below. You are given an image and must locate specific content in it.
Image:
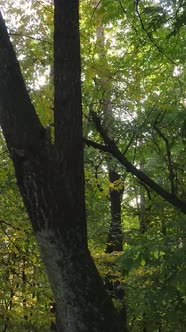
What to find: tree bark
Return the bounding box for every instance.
[0,4,126,332]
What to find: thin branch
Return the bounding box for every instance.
[0,218,23,230]
[84,137,109,153]
[9,32,53,46]
[0,222,27,255]
[153,123,175,195]
[0,219,31,234]
[0,149,8,156]
[123,133,135,155]
[90,0,102,22]
[135,1,177,66]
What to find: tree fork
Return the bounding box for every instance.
[0,4,128,332]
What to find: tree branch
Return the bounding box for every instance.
[90,110,186,214]
[0,11,45,156]
[84,137,110,153]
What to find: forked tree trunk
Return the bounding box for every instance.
[0,2,127,331]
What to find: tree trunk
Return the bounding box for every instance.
[94,6,124,253]
[0,3,126,331]
[138,158,149,234]
[92,5,128,331]
[106,169,123,253]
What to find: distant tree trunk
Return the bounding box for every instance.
[94,5,124,253]
[93,5,128,331]
[138,187,147,233]
[106,169,123,252]
[138,159,148,234]
[0,2,127,331]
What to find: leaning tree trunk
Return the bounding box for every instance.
[0,2,126,331]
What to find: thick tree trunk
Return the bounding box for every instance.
[0,4,126,332]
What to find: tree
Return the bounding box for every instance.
[0,2,128,332]
[1,0,186,330]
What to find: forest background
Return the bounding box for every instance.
[0,0,186,331]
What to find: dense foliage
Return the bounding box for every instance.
[0,0,186,331]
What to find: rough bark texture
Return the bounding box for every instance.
[0,4,127,332]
